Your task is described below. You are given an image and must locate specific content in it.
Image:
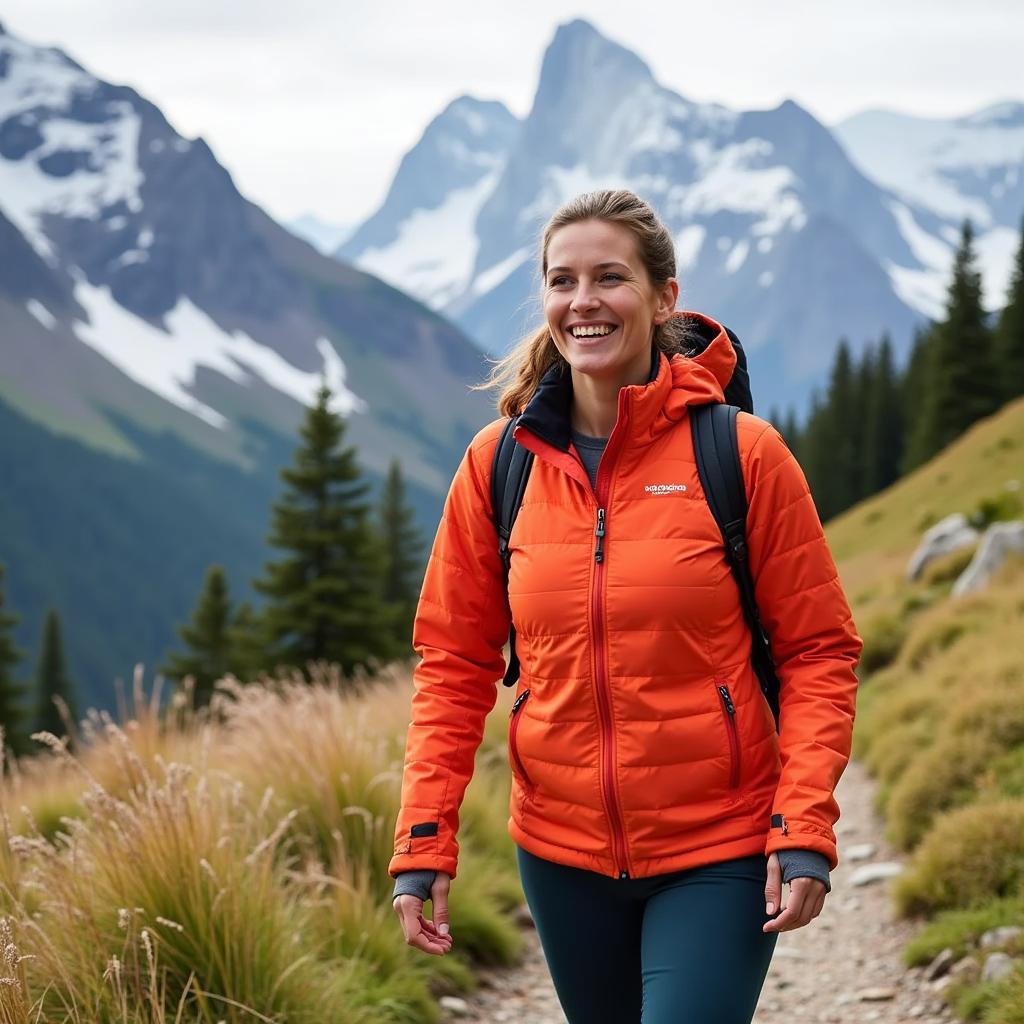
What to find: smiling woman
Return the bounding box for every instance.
[543,219,679,436]
[388,189,862,1024]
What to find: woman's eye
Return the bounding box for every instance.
[602,273,622,282]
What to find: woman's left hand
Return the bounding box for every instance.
[762,852,827,933]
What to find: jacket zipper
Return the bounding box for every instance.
[592,410,631,880]
[717,684,740,789]
[509,689,534,794]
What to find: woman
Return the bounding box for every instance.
[390,189,861,1023]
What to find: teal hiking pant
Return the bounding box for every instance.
[515,845,778,1024]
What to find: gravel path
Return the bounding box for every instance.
[446,759,951,1023]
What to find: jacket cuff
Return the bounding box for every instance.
[392,869,437,904]
[777,849,831,893]
[389,806,460,879]
[764,814,838,870]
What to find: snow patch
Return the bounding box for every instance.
[71,281,364,429]
[470,247,531,297]
[835,109,1021,225]
[886,262,947,322]
[887,200,952,269]
[0,33,145,261]
[666,139,805,237]
[26,298,56,329]
[357,166,501,310]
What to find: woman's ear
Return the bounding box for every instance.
[653,278,680,324]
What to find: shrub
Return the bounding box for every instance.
[858,614,908,676]
[886,730,996,849]
[982,966,1024,1023]
[969,490,1023,530]
[922,544,979,587]
[885,684,1024,849]
[894,800,1024,916]
[979,746,1024,799]
[902,893,1024,966]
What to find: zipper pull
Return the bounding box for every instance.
[717,684,736,716]
[595,508,606,563]
[510,689,530,716]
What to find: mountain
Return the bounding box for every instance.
[0,23,495,710]
[339,19,1022,414]
[286,213,355,254]
[338,95,520,310]
[835,103,1024,313]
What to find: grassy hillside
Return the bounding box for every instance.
[827,398,1024,1023]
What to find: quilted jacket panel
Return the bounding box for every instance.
[389,312,862,880]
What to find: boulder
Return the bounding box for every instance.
[952,521,1024,596]
[907,514,978,581]
[980,925,1023,949]
[981,951,1016,983]
[924,947,955,981]
[850,862,905,887]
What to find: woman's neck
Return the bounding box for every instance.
[568,355,653,438]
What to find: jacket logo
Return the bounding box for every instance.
[644,483,687,495]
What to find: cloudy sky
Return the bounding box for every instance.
[4,1,1023,227]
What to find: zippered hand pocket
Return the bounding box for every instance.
[717,683,741,789]
[509,689,535,797]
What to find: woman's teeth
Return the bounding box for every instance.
[570,325,616,338]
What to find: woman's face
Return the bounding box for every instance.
[543,219,678,385]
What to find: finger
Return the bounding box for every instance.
[811,888,827,919]
[764,883,808,933]
[394,899,452,957]
[431,874,452,937]
[764,852,782,916]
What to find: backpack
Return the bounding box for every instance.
[489,327,782,731]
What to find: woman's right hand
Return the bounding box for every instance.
[392,871,454,956]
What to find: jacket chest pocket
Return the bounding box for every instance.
[509,689,536,797]
[716,683,741,789]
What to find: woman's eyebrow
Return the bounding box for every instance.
[547,261,630,275]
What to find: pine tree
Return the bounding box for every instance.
[799,391,831,518]
[0,564,30,759]
[33,609,78,742]
[780,408,801,461]
[378,459,425,654]
[914,220,1001,461]
[161,565,235,706]
[901,325,937,473]
[993,214,1024,402]
[254,382,394,679]
[852,343,877,500]
[227,601,266,684]
[861,334,903,495]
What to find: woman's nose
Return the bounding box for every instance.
[570,284,600,312]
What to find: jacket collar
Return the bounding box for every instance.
[516,311,736,452]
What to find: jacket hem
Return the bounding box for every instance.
[509,818,769,879]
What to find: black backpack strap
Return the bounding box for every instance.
[691,404,781,730]
[490,416,534,687]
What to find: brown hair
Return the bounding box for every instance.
[474,189,697,416]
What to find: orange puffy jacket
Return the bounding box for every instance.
[389,312,861,882]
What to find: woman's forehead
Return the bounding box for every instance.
[546,220,639,267]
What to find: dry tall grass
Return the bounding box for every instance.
[0,663,523,1022]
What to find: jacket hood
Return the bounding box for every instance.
[517,310,737,452]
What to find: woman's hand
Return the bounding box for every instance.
[393,871,454,956]
[762,852,827,933]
